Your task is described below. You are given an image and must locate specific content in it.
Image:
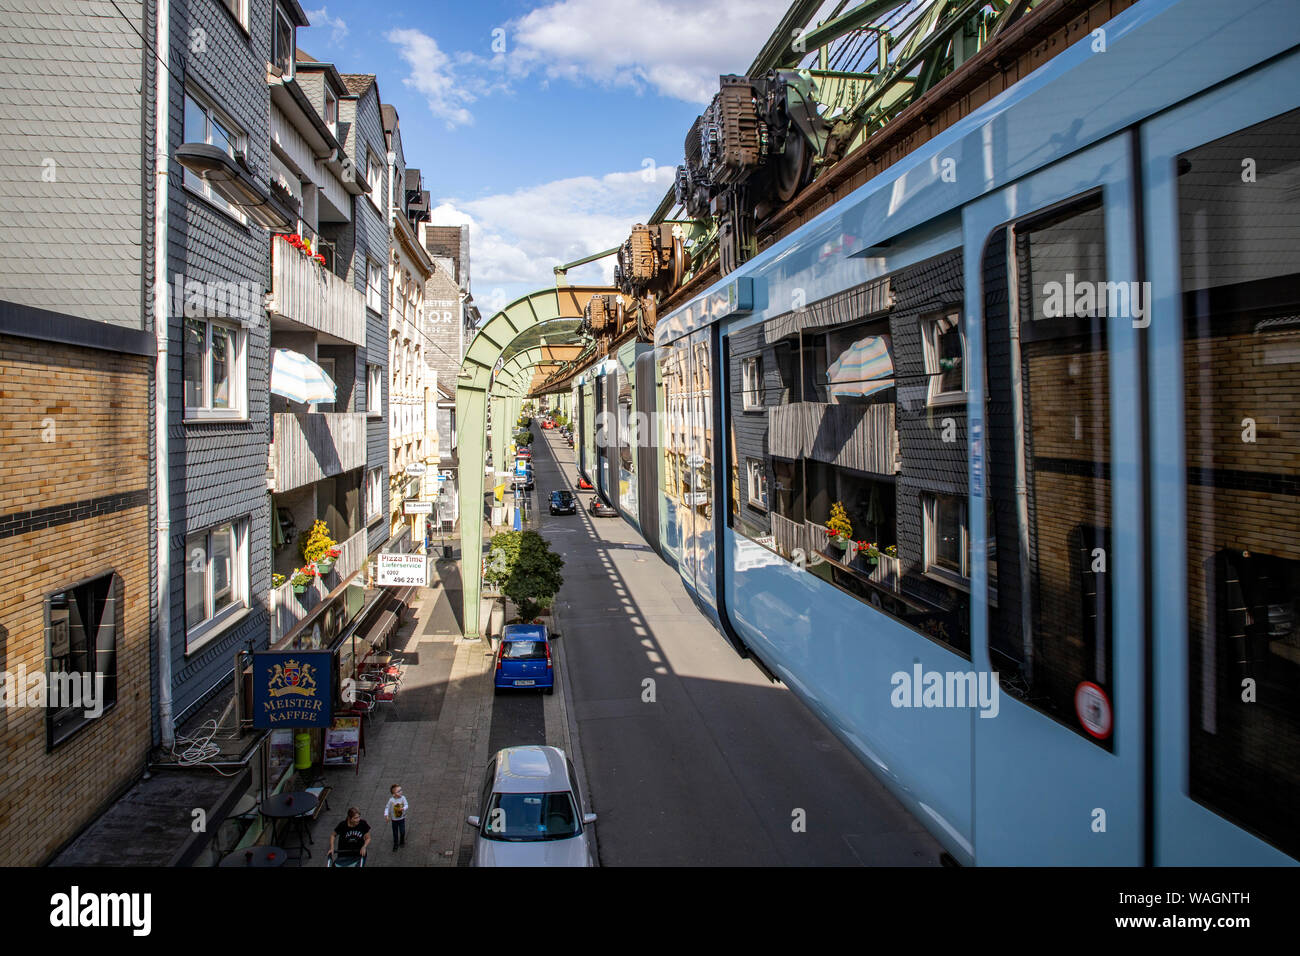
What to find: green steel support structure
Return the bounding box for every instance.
[454,286,613,638]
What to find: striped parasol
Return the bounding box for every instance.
[826,334,894,399]
[270,348,337,404]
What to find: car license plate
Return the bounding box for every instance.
[515,680,535,686]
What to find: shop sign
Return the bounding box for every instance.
[377,552,427,586]
[252,651,332,728]
[404,500,433,515]
[405,462,427,476]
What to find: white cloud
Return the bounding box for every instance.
[430,163,678,306]
[304,7,348,47]
[387,29,478,128]
[505,0,790,104]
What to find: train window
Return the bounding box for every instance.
[982,194,1114,749]
[1179,107,1300,857]
[725,253,970,656]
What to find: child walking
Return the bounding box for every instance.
[384,784,409,850]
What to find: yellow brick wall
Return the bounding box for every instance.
[0,336,153,865]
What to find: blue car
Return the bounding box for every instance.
[494,625,554,695]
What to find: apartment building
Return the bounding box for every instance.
[382,106,433,551]
[0,1,157,865]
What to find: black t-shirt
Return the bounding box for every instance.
[334,819,370,853]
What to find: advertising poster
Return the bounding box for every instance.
[323,715,361,766]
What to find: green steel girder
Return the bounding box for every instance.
[455,286,614,638]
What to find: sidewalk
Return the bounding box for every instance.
[309,543,581,866]
[308,556,495,867]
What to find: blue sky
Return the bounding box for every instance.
[298,0,791,306]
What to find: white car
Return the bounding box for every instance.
[467,746,597,866]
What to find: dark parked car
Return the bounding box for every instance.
[549,490,577,515]
[588,496,617,517]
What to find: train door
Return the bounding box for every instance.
[1142,59,1300,865]
[658,329,717,610]
[965,135,1146,864]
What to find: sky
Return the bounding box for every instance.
[297,0,791,308]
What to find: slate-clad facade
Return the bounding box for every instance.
[0,0,155,864]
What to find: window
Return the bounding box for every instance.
[983,194,1113,748]
[367,364,383,416]
[367,149,383,212]
[741,356,763,409]
[222,0,248,29]
[746,458,769,510]
[184,318,245,419]
[365,467,383,520]
[272,5,295,77]
[922,312,965,405]
[183,90,247,221]
[1178,107,1300,858]
[324,88,338,135]
[185,520,249,648]
[46,573,120,748]
[367,259,382,313]
[923,494,968,583]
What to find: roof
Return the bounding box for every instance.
[503,624,547,640]
[341,73,375,97]
[494,746,569,794]
[381,103,398,132]
[297,48,318,63]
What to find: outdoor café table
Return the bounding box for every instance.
[259,791,318,863]
[220,846,287,867]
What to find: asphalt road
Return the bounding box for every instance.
[529,425,944,866]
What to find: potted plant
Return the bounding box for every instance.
[855,541,880,568]
[301,519,336,569]
[826,502,853,552]
[290,565,317,594]
[272,572,287,588]
[317,545,341,575]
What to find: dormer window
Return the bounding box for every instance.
[273,5,295,78]
[325,88,338,135]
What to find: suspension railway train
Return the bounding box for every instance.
[560,0,1300,865]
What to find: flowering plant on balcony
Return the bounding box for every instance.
[290,565,318,592]
[272,573,287,588]
[826,501,852,549]
[301,519,337,564]
[276,232,326,267]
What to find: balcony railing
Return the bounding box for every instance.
[270,528,369,642]
[269,240,366,346]
[268,412,367,493]
[769,401,899,476]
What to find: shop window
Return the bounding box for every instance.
[185,520,249,650]
[45,573,121,748]
[184,318,245,419]
[1179,107,1300,857]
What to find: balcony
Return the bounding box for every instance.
[268,412,367,493]
[269,528,369,641]
[269,240,366,346]
[769,401,899,476]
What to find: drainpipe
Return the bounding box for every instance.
[154,0,175,748]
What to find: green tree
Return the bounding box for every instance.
[484,530,564,622]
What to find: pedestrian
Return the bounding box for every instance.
[328,806,371,866]
[384,784,409,850]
